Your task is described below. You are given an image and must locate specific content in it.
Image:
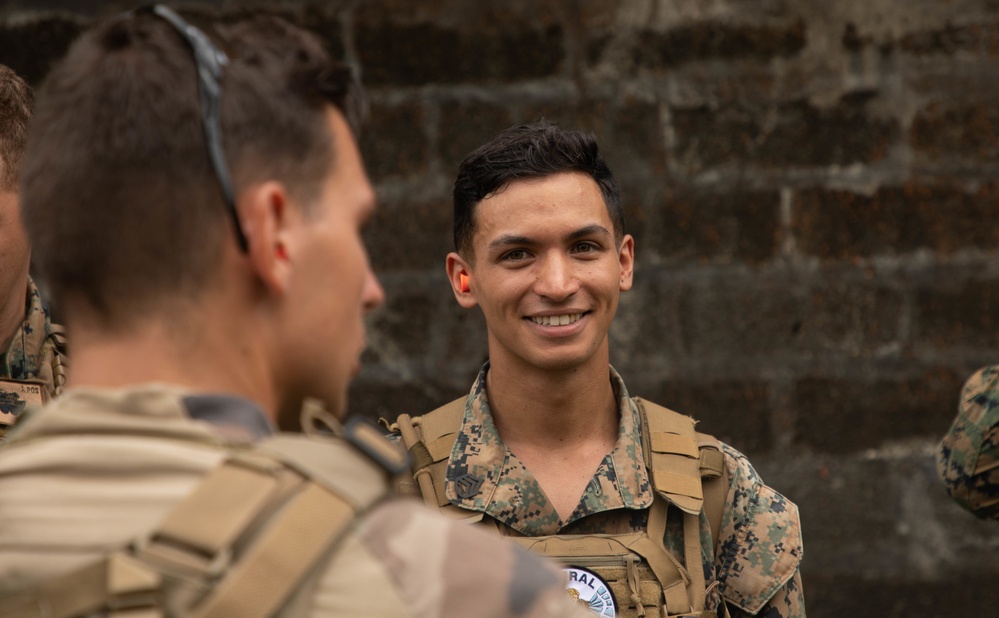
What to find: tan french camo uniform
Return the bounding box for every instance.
[0,385,590,618]
[937,365,999,519]
[397,364,805,618]
[0,278,67,438]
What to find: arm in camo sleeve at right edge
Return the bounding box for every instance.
[937,366,999,520]
[716,444,805,618]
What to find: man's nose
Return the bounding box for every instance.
[533,254,579,300]
[362,267,385,313]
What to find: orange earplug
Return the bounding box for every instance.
[460,273,470,293]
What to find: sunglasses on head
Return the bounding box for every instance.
[139,4,248,252]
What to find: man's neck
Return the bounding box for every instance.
[484,349,622,521]
[485,350,619,451]
[65,312,278,421]
[0,276,29,355]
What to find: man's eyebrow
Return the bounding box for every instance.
[568,224,612,241]
[489,234,535,250]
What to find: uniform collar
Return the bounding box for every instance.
[7,384,275,445]
[0,277,52,380]
[445,362,655,535]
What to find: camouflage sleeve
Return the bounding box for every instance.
[728,571,805,618]
[715,444,805,618]
[937,366,999,519]
[357,498,591,618]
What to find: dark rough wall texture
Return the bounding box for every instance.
[3,0,997,614]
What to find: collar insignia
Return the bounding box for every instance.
[454,473,484,499]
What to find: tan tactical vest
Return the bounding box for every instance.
[393,397,730,618]
[0,415,407,618]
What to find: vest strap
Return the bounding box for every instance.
[140,454,292,578]
[635,398,704,515]
[192,482,355,617]
[396,412,443,508]
[695,432,728,553]
[0,553,162,618]
[0,433,391,618]
[396,399,466,509]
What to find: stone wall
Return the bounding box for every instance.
[3,1,998,614]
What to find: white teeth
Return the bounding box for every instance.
[531,313,582,326]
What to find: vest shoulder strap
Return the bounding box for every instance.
[394,397,465,511]
[695,430,728,553]
[633,397,729,552]
[45,325,69,399]
[0,433,394,618]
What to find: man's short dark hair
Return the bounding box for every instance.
[0,65,33,190]
[21,12,365,329]
[452,119,623,258]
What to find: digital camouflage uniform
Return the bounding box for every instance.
[0,385,590,618]
[0,277,67,437]
[937,365,999,519]
[428,364,805,618]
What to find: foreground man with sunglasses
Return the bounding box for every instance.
[390,121,805,618]
[0,8,589,618]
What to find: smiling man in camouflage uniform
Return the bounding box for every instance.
[0,65,66,436]
[938,366,999,519]
[392,121,805,617]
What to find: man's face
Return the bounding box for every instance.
[450,172,634,373]
[0,175,30,309]
[281,108,384,421]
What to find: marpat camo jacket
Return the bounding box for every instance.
[440,364,805,618]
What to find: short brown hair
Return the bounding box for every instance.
[21,12,365,328]
[452,120,623,259]
[0,64,33,190]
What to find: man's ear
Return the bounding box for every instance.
[239,181,295,295]
[446,252,478,309]
[618,234,635,292]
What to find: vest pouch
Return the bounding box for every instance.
[509,534,675,617]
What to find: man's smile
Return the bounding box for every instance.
[528,312,585,327]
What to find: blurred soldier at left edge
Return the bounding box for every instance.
[0,64,67,439]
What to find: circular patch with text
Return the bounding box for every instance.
[563,566,617,617]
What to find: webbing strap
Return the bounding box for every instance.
[47,327,68,399]
[146,456,289,572]
[193,482,356,617]
[698,448,724,477]
[696,433,728,554]
[395,399,466,510]
[641,497,690,615]
[407,440,434,472]
[0,554,162,618]
[683,511,707,613]
[396,413,441,508]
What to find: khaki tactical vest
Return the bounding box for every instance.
[393,397,730,618]
[0,415,407,618]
